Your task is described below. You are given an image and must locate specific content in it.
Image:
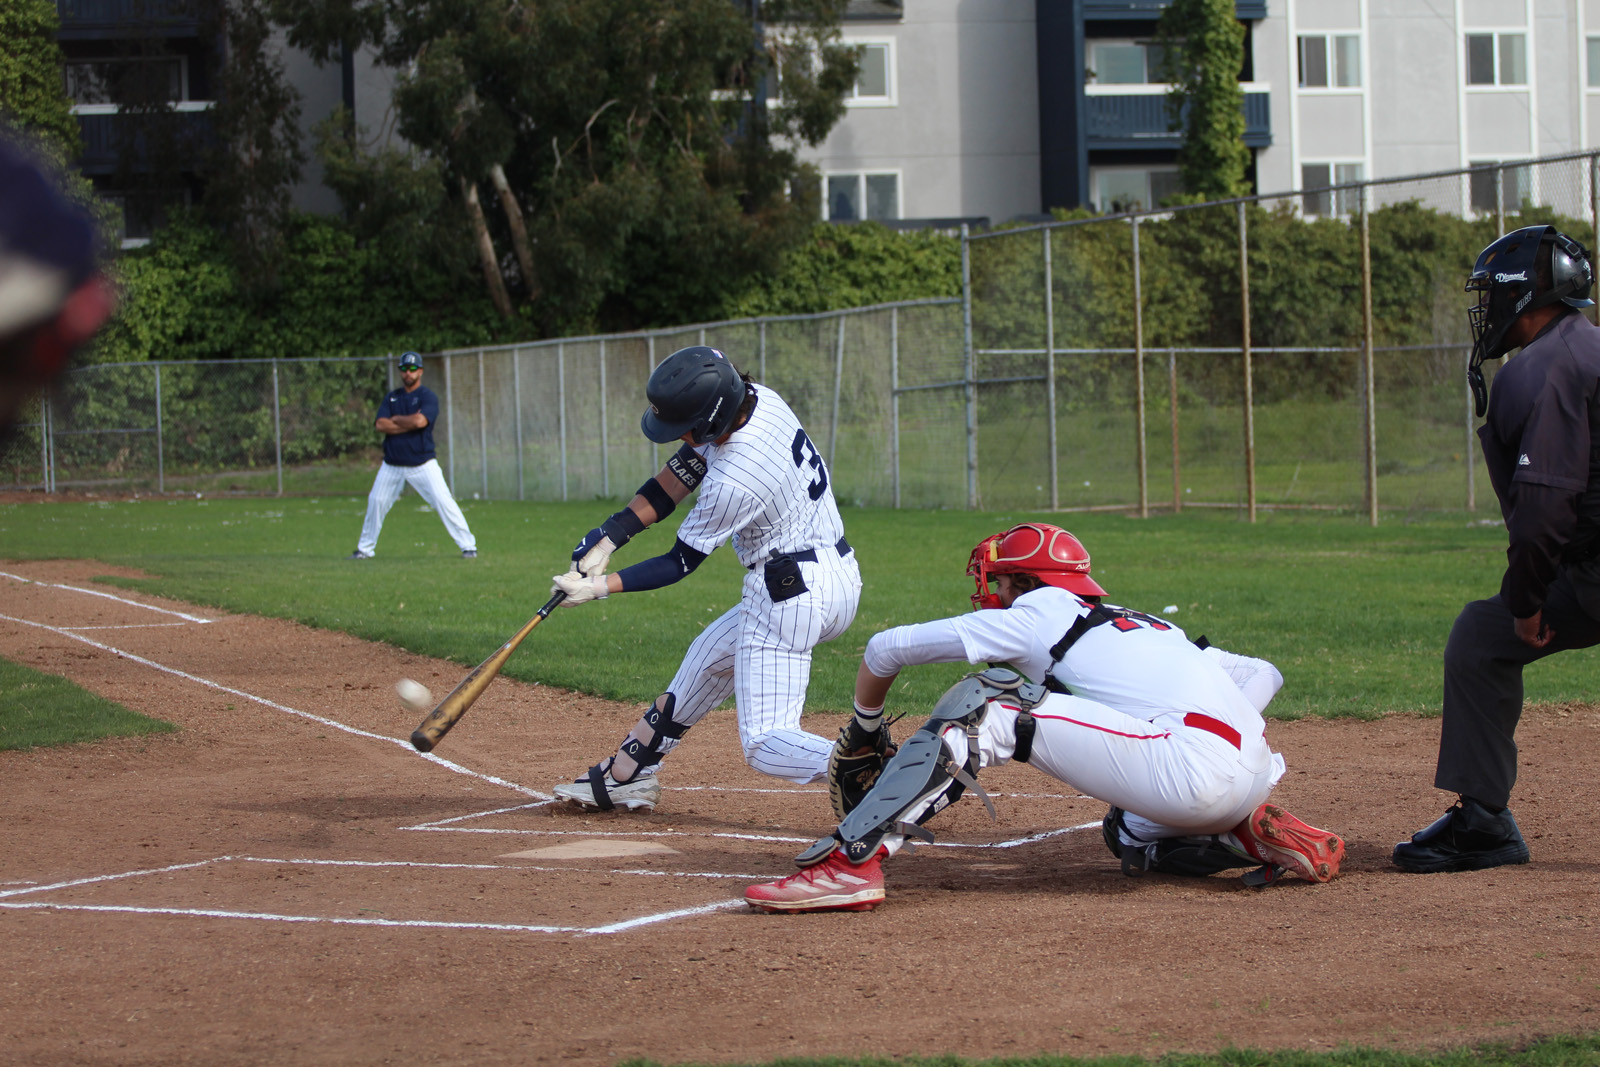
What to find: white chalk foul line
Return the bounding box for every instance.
[402,823,1102,850]
[0,612,548,800]
[0,570,217,623]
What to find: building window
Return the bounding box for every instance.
[1301,163,1364,217]
[1088,40,1166,85]
[1092,168,1181,213]
[825,172,899,221]
[65,57,187,106]
[846,41,893,104]
[1469,161,1532,214]
[1588,36,1600,87]
[1466,33,1526,86]
[1298,35,1360,88]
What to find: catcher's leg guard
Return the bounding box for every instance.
[804,672,1032,866]
[1105,806,1253,878]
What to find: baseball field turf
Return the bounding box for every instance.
[2,493,1596,719]
[5,495,1599,1067]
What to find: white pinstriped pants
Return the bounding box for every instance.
[357,459,477,556]
[647,550,862,783]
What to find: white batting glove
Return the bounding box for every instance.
[551,570,610,607]
[575,536,616,578]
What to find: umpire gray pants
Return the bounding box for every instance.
[1436,561,1600,808]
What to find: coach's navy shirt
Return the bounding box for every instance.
[376,385,439,467]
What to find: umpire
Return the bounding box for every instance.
[1395,225,1600,873]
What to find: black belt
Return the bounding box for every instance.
[754,536,851,567]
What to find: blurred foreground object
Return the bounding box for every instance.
[0,134,115,438]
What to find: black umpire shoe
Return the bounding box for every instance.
[1393,796,1531,873]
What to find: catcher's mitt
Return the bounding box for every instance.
[827,716,896,821]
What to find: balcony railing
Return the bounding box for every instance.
[56,0,200,36]
[1085,88,1271,150]
[1084,0,1267,18]
[74,106,213,174]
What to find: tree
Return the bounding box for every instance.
[267,0,858,333]
[1158,0,1251,201]
[0,0,82,156]
[200,0,307,287]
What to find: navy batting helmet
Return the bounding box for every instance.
[1466,225,1595,415]
[640,346,747,444]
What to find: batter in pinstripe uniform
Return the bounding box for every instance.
[550,346,862,812]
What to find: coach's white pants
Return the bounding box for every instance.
[358,459,477,556]
[643,550,863,784]
[880,693,1285,857]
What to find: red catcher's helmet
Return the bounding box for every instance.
[967,523,1107,609]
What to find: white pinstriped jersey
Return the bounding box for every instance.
[673,384,845,567]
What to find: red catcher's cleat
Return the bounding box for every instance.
[745,849,885,913]
[1232,803,1345,882]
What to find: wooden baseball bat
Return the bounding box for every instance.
[409,590,566,752]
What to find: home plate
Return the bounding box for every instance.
[500,840,681,860]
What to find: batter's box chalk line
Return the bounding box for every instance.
[0,855,758,936]
[0,571,219,623]
[0,611,551,801]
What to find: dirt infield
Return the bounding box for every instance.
[2,560,1598,1067]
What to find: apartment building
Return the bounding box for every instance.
[797,0,1600,224]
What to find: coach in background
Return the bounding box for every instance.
[0,134,114,439]
[349,351,478,560]
[1394,225,1600,873]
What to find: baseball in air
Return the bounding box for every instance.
[396,678,434,713]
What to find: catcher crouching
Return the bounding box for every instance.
[746,523,1345,913]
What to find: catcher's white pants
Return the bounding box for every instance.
[644,549,862,783]
[882,692,1285,857]
[358,459,477,556]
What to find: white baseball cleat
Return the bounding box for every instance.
[552,770,661,812]
[745,848,885,913]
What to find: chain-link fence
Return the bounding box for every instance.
[6,151,1595,515]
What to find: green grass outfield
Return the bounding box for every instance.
[0,654,175,750]
[2,493,1596,719]
[623,1036,1600,1067]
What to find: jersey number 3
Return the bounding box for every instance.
[792,429,828,501]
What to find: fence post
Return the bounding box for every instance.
[40,395,52,493]
[1465,347,1477,512]
[600,339,610,498]
[1494,165,1505,237]
[1169,350,1180,512]
[444,353,455,492]
[891,306,901,509]
[1360,197,1378,526]
[558,342,568,502]
[478,350,488,502]
[155,362,165,494]
[1132,216,1148,519]
[829,314,845,463]
[647,335,659,472]
[1591,155,1599,327]
[1044,227,1059,511]
[513,347,524,501]
[759,320,767,381]
[1237,202,1255,522]
[272,359,283,497]
[961,223,978,510]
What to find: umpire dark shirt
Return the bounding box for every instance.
[1480,309,1600,618]
[376,385,439,467]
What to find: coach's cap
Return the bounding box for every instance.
[398,351,423,370]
